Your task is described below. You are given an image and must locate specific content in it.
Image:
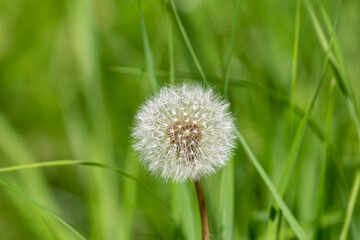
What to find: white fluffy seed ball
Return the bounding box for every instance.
[132,83,237,182]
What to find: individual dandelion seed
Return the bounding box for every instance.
[132,83,237,182]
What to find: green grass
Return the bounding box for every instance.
[1,0,360,239]
[0,179,87,240]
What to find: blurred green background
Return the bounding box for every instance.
[0,0,360,239]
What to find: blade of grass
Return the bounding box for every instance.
[0,113,79,240]
[0,160,87,172]
[317,0,348,84]
[223,0,241,99]
[278,60,327,196]
[302,0,342,88]
[118,149,139,240]
[236,129,307,240]
[111,66,147,75]
[168,0,208,84]
[0,160,179,231]
[335,163,359,239]
[171,183,198,240]
[339,171,360,240]
[219,159,235,240]
[288,0,301,144]
[0,179,87,240]
[139,0,159,91]
[165,0,175,85]
[313,79,337,238]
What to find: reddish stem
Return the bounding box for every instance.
[194,180,210,240]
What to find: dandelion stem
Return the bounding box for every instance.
[194,180,210,240]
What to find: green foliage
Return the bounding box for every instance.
[1,0,360,239]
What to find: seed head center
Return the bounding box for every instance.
[166,117,203,158]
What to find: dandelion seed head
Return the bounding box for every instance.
[132,83,237,182]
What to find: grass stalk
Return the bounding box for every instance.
[0,160,179,229]
[288,0,301,144]
[313,79,336,238]
[0,179,87,240]
[236,129,307,240]
[219,160,235,240]
[339,171,360,240]
[0,113,78,240]
[165,0,175,85]
[278,63,326,196]
[168,0,208,84]
[223,0,241,99]
[139,0,159,91]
